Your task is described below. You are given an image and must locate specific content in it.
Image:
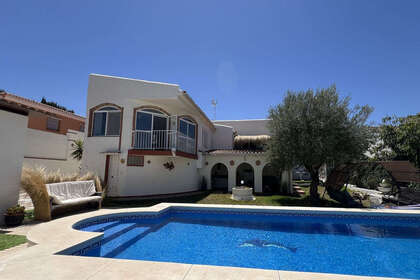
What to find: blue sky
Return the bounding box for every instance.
[1,0,419,124]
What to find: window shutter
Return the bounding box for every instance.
[47,117,60,131]
[106,112,121,136]
[92,112,107,136]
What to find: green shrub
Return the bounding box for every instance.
[348,163,392,190]
[5,205,25,216]
[408,182,420,192]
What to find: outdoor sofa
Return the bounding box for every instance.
[46,180,102,216]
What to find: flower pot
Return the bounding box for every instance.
[4,214,24,227]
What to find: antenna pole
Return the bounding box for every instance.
[211,99,217,120]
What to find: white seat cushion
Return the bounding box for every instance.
[59,196,101,206]
[46,180,96,205]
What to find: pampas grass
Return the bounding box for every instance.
[21,167,103,221]
[21,167,51,221]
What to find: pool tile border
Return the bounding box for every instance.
[73,206,420,230]
[67,205,420,258]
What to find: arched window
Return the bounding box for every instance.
[179,117,196,140]
[133,107,169,149]
[92,106,121,136]
[178,116,196,154]
[135,108,168,131]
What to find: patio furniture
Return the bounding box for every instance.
[46,180,102,216]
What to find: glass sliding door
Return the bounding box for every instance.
[178,117,196,154]
[134,109,168,149]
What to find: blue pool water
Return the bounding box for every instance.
[70,210,420,279]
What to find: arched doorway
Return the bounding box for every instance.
[236,163,254,187]
[262,164,281,193]
[211,163,228,191]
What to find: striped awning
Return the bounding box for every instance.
[234,135,270,142]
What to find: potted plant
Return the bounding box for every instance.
[4,205,25,227]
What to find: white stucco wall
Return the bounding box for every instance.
[114,155,201,197]
[86,74,215,156]
[0,110,27,224]
[107,95,211,196]
[88,74,180,103]
[23,129,84,174]
[200,153,292,194]
[82,137,119,179]
[200,153,269,193]
[24,128,67,159]
[213,119,271,136]
[211,124,234,150]
[84,74,215,196]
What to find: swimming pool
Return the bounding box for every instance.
[66,208,420,279]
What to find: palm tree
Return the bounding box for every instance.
[70,139,83,161]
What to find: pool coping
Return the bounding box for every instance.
[1,203,419,280]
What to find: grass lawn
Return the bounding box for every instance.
[0,234,26,251]
[24,210,34,222]
[103,185,351,208]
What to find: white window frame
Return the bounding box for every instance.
[135,109,169,132]
[46,116,60,131]
[92,106,121,136]
[179,117,196,139]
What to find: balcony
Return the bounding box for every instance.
[132,130,196,156]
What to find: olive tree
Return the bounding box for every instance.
[380,114,420,168]
[267,85,373,200]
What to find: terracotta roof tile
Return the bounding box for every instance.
[0,92,85,121]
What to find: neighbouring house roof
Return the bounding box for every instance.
[379,161,420,183]
[0,92,85,121]
[205,149,266,155]
[0,98,29,116]
[326,161,420,192]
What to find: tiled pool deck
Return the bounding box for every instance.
[1,203,419,280]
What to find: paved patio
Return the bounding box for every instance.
[1,203,417,280]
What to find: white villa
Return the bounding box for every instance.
[83,74,292,198]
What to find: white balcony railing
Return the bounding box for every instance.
[177,132,196,154]
[132,130,195,154]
